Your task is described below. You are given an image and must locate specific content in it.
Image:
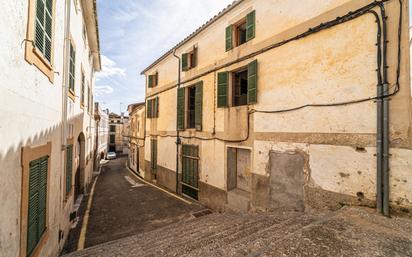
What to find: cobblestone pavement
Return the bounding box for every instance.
[62,156,204,254]
[62,157,412,257]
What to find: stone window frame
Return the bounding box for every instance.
[24,0,56,83]
[20,142,52,257]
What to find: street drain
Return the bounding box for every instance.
[192,209,213,218]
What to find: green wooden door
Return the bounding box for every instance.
[181,145,199,200]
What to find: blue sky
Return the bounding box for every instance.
[96,0,412,114]
[96,0,234,114]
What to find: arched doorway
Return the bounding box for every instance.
[74,132,86,201]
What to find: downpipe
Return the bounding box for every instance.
[173,49,181,195]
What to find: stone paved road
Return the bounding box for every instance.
[63,156,204,254]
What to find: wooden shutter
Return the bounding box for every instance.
[182,53,189,71]
[177,88,185,130]
[195,82,203,131]
[66,145,73,195]
[217,72,228,107]
[246,10,256,41]
[192,47,198,68]
[225,25,233,51]
[155,72,158,86]
[247,60,258,104]
[151,139,157,170]
[81,73,85,105]
[69,43,75,92]
[34,0,53,62]
[154,97,159,118]
[27,156,48,256]
[148,75,153,88]
[147,99,152,119]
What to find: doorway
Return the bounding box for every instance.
[227,147,251,192]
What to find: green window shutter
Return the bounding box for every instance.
[81,74,85,105]
[66,145,73,195]
[151,139,157,170]
[34,0,53,62]
[182,53,189,71]
[247,60,258,104]
[195,82,203,131]
[148,75,153,88]
[69,43,75,92]
[155,72,158,86]
[154,97,159,118]
[225,25,233,51]
[147,99,152,119]
[177,88,185,130]
[217,72,228,107]
[246,10,256,41]
[192,47,198,68]
[27,156,48,256]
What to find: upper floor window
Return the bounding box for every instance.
[147,97,159,119]
[226,10,255,51]
[25,0,55,82]
[81,71,85,107]
[182,46,198,72]
[217,60,257,108]
[69,42,76,94]
[148,72,158,88]
[177,82,203,131]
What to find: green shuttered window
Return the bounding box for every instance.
[217,72,228,107]
[147,97,159,119]
[247,60,258,104]
[81,72,85,106]
[34,0,53,62]
[69,43,75,93]
[177,88,185,130]
[27,156,48,256]
[225,25,233,52]
[194,82,203,131]
[151,139,157,170]
[182,53,189,71]
[66,145,73,195]
[148,73,158,88]
[246,10,256,41]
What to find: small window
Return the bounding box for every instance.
[232,69,248,106]
[148,73,158,88]
[81,72,85,106]
[187,86,196,128]
[110,125,116,132]
[235,20,247,47]
[182,47,198,72]
[69,42,76,93]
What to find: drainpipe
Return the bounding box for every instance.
[173,49,181,195]
[59,0,71,245]
[379,3,390,217]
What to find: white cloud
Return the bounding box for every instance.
[96,55,126,81]
[95,85,114,96]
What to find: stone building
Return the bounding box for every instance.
[0,0,101,256]
[127,103,146,176]
[94,103,109,165]
[141,0,411,214]
[108,113,129,154]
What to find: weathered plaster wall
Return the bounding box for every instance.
[0,0,98,256]
[142,0,411,211]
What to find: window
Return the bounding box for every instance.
[27,156,48,256]
[82,22,87,43]
[182,46,198,72]
[34,0,53,62]
[110,135,115,144]
[87,86,91,113]
[151,139,157,171]
[25,0,55,81]
[217,60,257,108]
[177,82,203,131]
[226,10,255,51]
[187,86,196,128]
[81,72,85,106]
[69,42,76,94]
[181,145,199,200]
[148,73,158,88]
[65,145,73,195]
[110,125,116,132]
[232,69,248,106]
[146,97,159,119]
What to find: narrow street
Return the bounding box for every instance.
[62,156,205,254]
[62,157,412,257]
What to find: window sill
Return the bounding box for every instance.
[25,42,54,83]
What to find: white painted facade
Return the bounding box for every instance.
[0,0,100,256]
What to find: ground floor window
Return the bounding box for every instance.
[151,139,157,172]
[181,144,199,200]
[27,156,48,256]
